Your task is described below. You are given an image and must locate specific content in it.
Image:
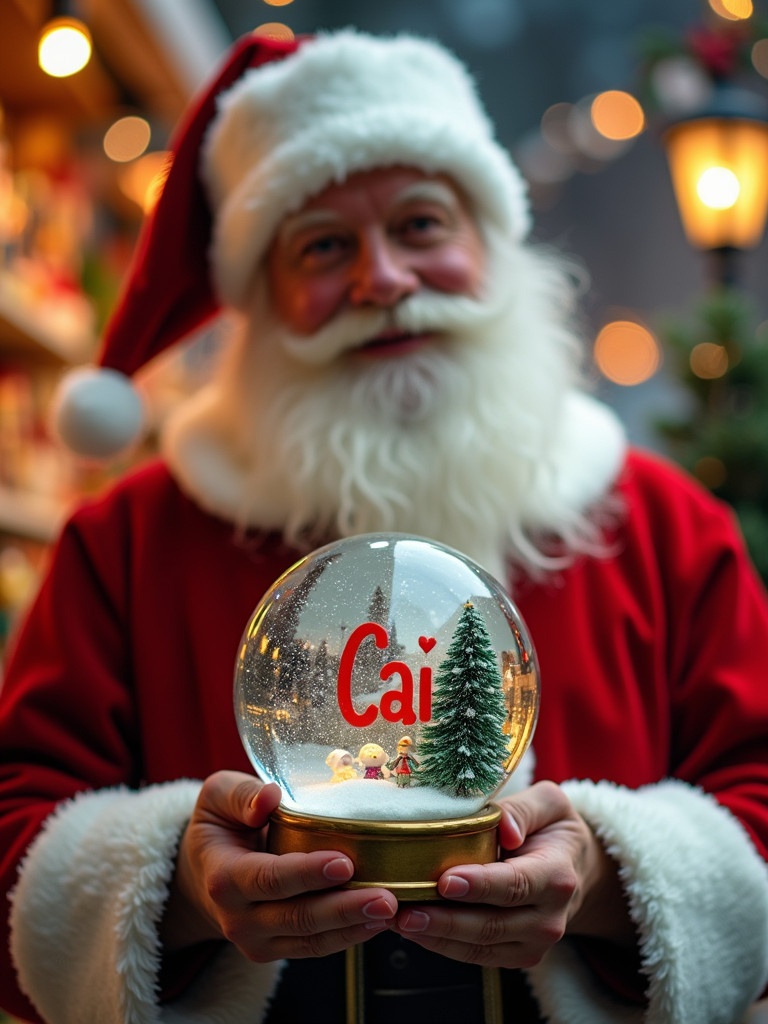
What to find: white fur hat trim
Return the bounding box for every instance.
[202,30,531,309]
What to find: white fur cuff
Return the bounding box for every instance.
[527,779,768,1024]
[9,781,282,1024]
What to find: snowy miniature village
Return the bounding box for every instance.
[234,535,539,822]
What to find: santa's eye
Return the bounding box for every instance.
[298,233,350,266]
[395,208,452,245]
[407,214,441,231]
[306,235,343,253]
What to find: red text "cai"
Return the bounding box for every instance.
[337,622,433,727]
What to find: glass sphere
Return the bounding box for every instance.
[234,533,539,822]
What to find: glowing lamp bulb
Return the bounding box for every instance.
[696,166,741,210]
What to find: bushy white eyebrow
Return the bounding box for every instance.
[276,177,464,248]
[277,208,345,246]
[392,180,462,210]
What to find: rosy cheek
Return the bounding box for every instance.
[420,247,483,296]
[283,281,345,335]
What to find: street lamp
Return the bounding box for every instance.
[662,84,768,287]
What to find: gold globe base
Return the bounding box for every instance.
[267,804,502,901]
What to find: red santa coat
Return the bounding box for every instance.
[1,447,768,1023]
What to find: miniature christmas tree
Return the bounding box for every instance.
[418,601,509,798]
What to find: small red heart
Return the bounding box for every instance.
[419,636,436,653]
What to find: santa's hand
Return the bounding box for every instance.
[161,770,397,961]
[390,780,633,969]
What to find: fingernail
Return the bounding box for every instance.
[399,910,429,933]
[442,875,470,898]
[364,920,391,932]
[503,810,524,845]
[323,857,353,882]
[363,896,395,920]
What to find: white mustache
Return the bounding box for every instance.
[279,288,503,367]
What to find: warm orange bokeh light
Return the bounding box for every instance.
[591,91,645,141]
[103,116,151,163]
[594,320,661,386]
[118,151,170,213]
[709,0,753,19]
[262,0,295,5]
[1,194,29,240]
[254,22,295,40]
[690,342,729,379]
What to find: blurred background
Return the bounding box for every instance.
[1,0,767,654]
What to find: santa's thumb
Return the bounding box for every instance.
[497,780,573,851]
[199,769,282,828]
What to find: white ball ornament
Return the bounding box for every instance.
[50,366,145,459]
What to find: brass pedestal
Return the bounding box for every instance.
[267,803,502,900]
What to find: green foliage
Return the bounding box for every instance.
[656,290,768,582]
[417,602,509,798]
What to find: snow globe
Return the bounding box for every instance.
[234,533,539,899]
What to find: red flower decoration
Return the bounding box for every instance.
[686,25,748,79]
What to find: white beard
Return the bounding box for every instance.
[162,235,624,582]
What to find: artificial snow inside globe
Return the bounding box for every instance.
[234,533,539,898]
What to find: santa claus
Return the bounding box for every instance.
[1,28,767,1024]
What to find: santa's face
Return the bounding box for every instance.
[265,166,485,352]
[165,161,587,582]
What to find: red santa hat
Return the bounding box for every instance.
[51,29,531,459]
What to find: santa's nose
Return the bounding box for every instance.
[349,236,419,307]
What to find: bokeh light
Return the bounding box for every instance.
[515,132,574,186]
[254,22,295,40]
[650,57,711,116]
[694,456,727,489]
[262,0,295,5]
[591,91,645,141]
[0,193,29,241]
[709,0,753,19]
[38,18,92,78]
[118,151,170,214]
[103,116,151,163]
[593,320,661,386]
[568,99,629,161]
[690,342,729,379]
[540,103,578,154]
[752,39,768,79]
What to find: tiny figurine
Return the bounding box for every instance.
[357,742,391,780]
[387,735,420,788]
[325,748,358,783]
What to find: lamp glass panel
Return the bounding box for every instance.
[664,118,768,248]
